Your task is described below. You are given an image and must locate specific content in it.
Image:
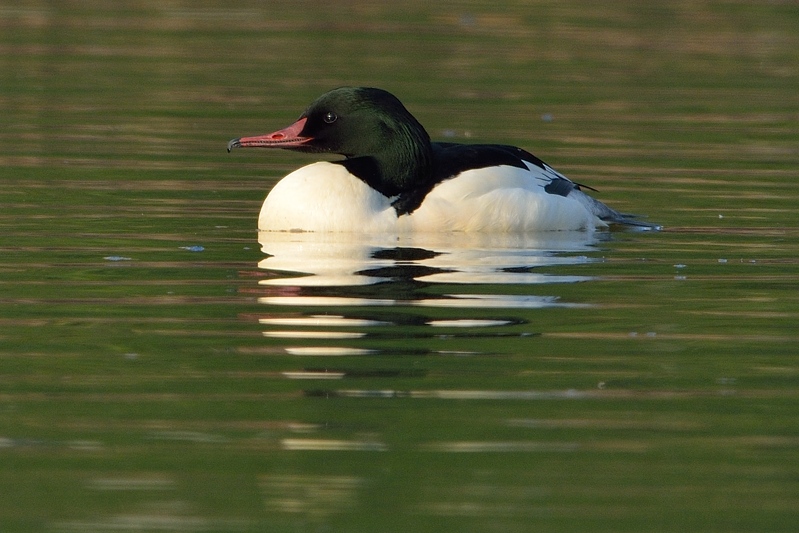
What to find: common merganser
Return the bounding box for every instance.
[228,87,653,232]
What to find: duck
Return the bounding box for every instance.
[228,87,653,233]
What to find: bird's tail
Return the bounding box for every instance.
[572,189,662,230]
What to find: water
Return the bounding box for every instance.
[2,2,798,532]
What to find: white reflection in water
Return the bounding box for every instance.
[259,315,390,327]
[259,294,585,309]
[423,441,579,453]
[259,296,395,307]
[256,231,603,359]
[414,294,589,309]
[284,346,377,356]
[427,319,513,327]
[263,331,366,339]
[281,439,387,451]
[282,371,345,379]
[258,231,599,287]
[418,271,587,284]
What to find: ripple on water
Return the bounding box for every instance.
[254,231,603,391]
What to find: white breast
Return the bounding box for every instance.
[258,162,396,232]
[258,161,603,233]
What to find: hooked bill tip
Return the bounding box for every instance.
[227,138,241,153]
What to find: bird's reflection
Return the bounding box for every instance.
[258,231,601,288]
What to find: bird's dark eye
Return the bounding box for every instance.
[323,111,337,124]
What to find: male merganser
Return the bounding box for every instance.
[228,87,652,232]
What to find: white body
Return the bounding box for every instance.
[258,161,606,233]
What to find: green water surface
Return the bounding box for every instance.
[1,1,798,532]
